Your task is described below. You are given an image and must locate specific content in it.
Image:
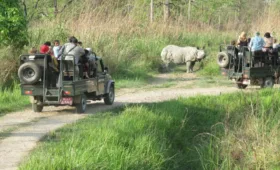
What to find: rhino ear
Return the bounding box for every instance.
[202,46,205,50]
[196,47,200,50]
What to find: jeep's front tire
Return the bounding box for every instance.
[18,62,42,84]
[104,85,115,105]
[261,77,274,88]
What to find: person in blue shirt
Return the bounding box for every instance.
[249,32,265,54]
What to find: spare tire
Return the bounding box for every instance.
[18,62,42,84]
[217,52,230,68]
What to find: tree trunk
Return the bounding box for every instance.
[164,0,170,22]
[54,0,58,17]
[188,0,191,22]
[21,0,28,18]
[150,0,154,23]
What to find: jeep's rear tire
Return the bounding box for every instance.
[104,85,115,105]
[18,62,42,84]
[217,52,229,68]
[261,77,274,88]
[32,103,43,112]
[75,94,87,113]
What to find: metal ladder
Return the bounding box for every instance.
[43,88,61,105]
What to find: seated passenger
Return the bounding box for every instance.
[262,32,273,53]
[29,47,37,55]
[237,31,249,48]
[230,40,238,57]
[85,48,96,61]
[85,48,97,77]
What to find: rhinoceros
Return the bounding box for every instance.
[160,45,205,73]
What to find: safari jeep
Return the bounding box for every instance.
[18,53,115,113]
[217,45,280,89]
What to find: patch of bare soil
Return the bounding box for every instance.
[0,73,242,170]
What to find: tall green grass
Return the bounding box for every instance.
[0,84,29,116]
[27,24,236,80]
[20,89,280,170]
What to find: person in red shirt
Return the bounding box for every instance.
[40,41,53,55]
[40,41,58,71]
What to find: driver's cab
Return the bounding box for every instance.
[95,56,107,94]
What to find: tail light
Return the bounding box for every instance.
[63,91,71,95]
[24,90,33,95]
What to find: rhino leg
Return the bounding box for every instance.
[190,61,195,72]
[186,61,191,73]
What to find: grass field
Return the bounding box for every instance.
[0,85,29,116]
[19,89,280,170]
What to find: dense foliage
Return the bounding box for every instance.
[23,0,278,30]
[0,0,28,47]
[2,0,280,87]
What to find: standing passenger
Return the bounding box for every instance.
[40,41,58,71]
[53,40,61,59]
[263,32,273,53]
[249,32,265,67]
[53,40,61,69]
[58,36,85,80]
[249,32,265,55]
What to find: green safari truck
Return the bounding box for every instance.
[18,53,115,113]
[217,45,280,89]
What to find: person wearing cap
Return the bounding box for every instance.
[249,32,265,53]
[85,48,98,77]
[58,36,85,64]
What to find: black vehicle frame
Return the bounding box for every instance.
[18,53,115,113]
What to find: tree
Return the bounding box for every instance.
[150,0,154,23]
[0,0,28,47]
[164,0,170,22]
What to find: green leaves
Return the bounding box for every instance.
[0,0,28,48]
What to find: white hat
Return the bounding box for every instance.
[86,48,92,53]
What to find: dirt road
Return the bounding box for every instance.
[0,76,241,170]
